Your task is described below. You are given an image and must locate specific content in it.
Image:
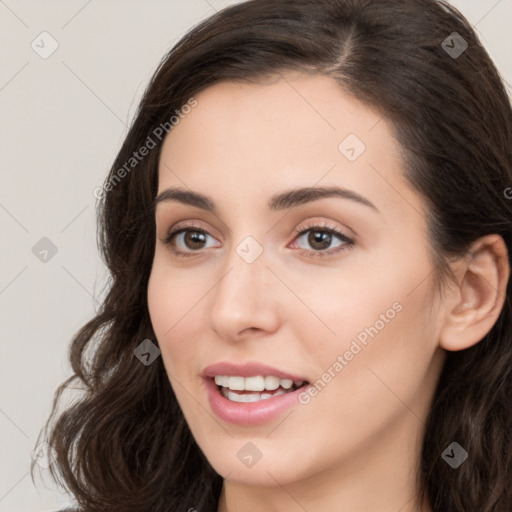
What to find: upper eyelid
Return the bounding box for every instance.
[164,219,350,235]
[163,220,354,245]
[165,221,219,240]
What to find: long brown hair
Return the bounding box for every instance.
[32,1,512,510]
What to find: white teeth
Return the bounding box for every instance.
[280,379,293,389]
[228,376,245,391]
[222,387,288,402]
[214,374,306,393]
[264,375,280,390]
[244,376,265,391]
[227,390,260,403]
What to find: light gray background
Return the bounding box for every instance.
[0,1,511,511]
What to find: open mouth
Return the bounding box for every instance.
[213,375,309,403]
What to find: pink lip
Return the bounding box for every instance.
[201,361,307,381]
[201,361,309,426]
[203,378,308,426]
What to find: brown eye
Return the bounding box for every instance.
[162,222,355,259]
[180,230,208,250]
[163,226,219,257]
[290,222,355,258]
[304,230,334,251]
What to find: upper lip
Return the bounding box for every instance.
[201,361,309,382]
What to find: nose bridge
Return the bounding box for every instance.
[208,230,279,338]
[216,233,268,308]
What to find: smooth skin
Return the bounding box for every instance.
[147,72,510,512]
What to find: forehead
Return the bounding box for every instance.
[156,73,421,222]
[161,73,387,157]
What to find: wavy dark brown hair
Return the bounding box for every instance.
[32,0,512,511]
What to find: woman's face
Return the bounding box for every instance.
[147,73,447,488]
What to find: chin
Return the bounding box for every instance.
[202,443,310,487]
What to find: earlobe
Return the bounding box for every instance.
[439,234,510,352]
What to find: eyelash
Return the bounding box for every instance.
[162,221,355,259]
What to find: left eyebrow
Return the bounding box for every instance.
[153,185,379,213]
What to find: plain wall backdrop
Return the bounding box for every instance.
[0,1,511,511]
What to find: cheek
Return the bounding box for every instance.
[147,260,218,393]
[337,302,438,433]
[288,283,439,476]
[287,260,412,363]
[147,267,192,371]
[301,241,439,405]
[147,255,204,333]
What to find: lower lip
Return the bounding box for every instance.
[204,378,306,426]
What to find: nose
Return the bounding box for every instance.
[208,242,281,342]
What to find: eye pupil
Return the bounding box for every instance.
[185,231,206,249]
[309,230,331,250]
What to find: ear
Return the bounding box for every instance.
[439,234,510,352]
